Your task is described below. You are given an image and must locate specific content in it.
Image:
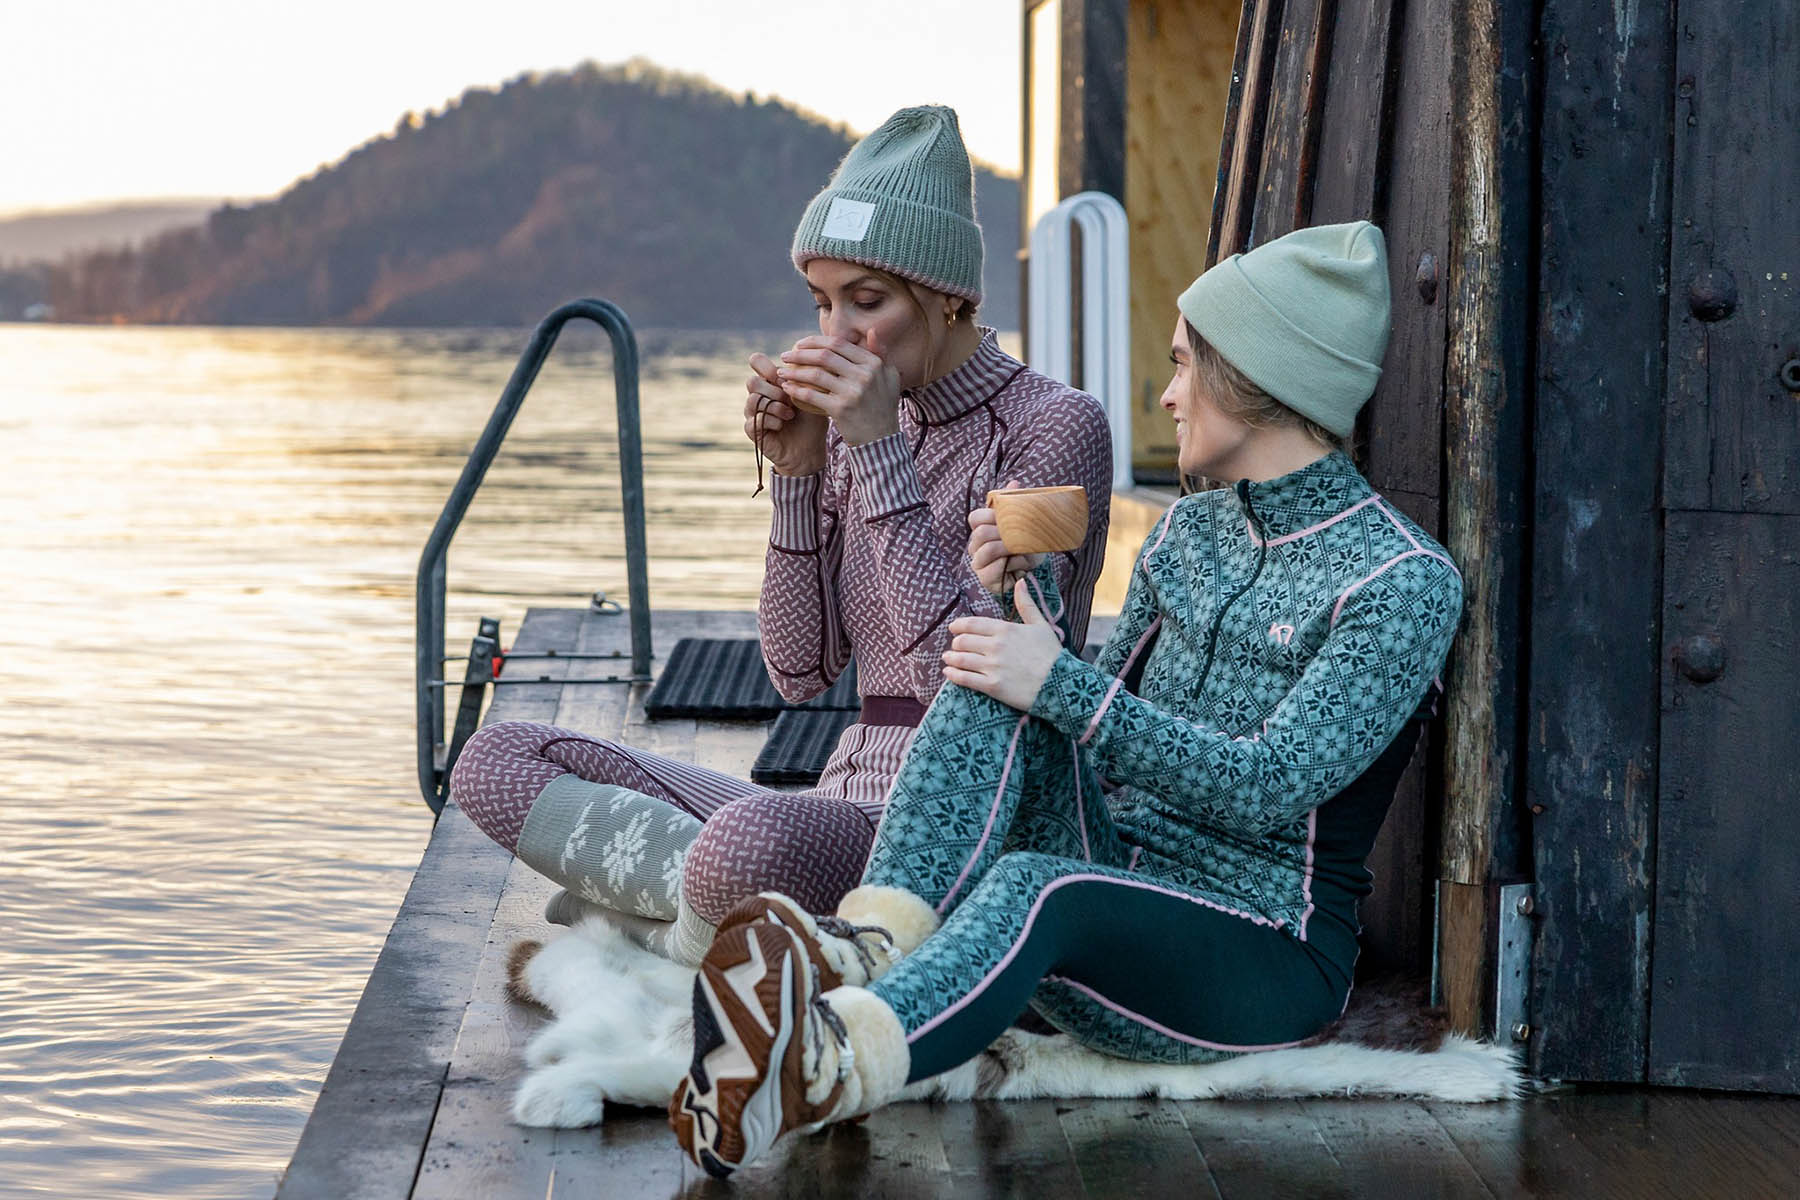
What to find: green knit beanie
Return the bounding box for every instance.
[1177,221,1390,438]
[791,105,984,304]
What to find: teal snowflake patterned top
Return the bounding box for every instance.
[1028,450,1463,938]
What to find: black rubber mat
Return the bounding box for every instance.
[750,709,861,786]
[643,638,858,720]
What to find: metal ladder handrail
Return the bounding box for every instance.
[415,298,652,813]
[1028,191,1133,492]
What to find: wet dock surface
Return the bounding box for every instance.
[278,607,1800,1199]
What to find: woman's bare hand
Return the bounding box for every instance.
[967,479,1047,595]
[776,336,903,447]
[941,579,1063,710]
[745,351,828,477]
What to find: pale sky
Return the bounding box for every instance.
[0,0,1022,217]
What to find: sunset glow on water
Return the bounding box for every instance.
[0,323,790,1197]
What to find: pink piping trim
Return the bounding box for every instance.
[938,573,1071,915]
[1024,572,1067,632]
[1138,504,1179,577]
[1372,501,1457,575]
[1298,808,1317,941]
[1246,495,1380,547]
[1081,615,1163,745]
[1071,738,1090,861]
[1373,498,1424,551]
[908,873,1278,1043]
[1329,549,1455,628]
[937,713,1029,914]
[1046,975,1309,1052]
[1128,845,1143,870]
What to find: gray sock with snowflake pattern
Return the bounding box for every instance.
[514,777,699,921]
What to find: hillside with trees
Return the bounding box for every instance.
[25,61,1020,329]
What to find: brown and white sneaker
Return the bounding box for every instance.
[667,914,852,1177]
[720,891,902,989]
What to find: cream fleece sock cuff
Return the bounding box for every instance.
[836,884,939,956]
[823,985,910,1116]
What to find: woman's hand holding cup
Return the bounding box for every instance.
[968,480,1046,596]
[745,351,828,477]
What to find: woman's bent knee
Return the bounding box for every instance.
[448,721,565,850]
[682,793,875,922]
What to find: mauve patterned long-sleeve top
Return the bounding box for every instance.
[756,329,1112,816]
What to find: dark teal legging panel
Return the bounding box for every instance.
[873,851,1352,1082]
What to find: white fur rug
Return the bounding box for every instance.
[506,917,1522,1129]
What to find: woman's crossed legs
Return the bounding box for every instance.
[449,720,877,955]
[671,683,1349,1175]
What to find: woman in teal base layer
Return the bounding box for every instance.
[668,220,1465,1180]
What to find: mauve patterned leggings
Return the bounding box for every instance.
[449,720,881,921]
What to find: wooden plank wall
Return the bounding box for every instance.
[1649,0,1800,1094]
[1436,0,1535,1037]
[1056,0,1129,204]
[1319,0,1444,978]
[1654,517,1800,1092]
[1527,0,1673,1082]
[1200,0,1471,976]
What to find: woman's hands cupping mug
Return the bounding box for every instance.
[745,351,828,478]
[776,336,903,447]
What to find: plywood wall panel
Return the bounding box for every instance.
[1125,0,1241,479]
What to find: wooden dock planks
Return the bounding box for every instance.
[276,606,583,1200]
[281,605,1800,1199]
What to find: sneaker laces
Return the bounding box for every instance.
[815,916,898,973]
[805,962,854,1087]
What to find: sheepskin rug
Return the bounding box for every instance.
[505,917,1523,1129]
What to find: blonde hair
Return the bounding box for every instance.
[1184,318,1342,450]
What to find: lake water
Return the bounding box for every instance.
[0,323,846,1198]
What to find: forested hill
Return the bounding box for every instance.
[41,61,1020,329]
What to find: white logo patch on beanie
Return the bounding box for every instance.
[821,197,877,242]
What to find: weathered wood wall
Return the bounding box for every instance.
[1646,0,1800,1094]
[1436,0,1535,1038]
[1328,0,1447,982]
[1527,0,1672,1083]
[1199,0,1521,982]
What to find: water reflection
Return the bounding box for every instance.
[0,323,795,1198]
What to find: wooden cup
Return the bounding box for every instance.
[783,389,827,416]
[986,486,1089,554]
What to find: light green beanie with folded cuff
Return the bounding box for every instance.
[1177,221,1391,438]
[791,104,984,305]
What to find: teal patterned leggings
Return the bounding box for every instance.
[863,683,1354,1083]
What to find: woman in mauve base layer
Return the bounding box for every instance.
[668,221,1466,1180]
[448,105,1111,965]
